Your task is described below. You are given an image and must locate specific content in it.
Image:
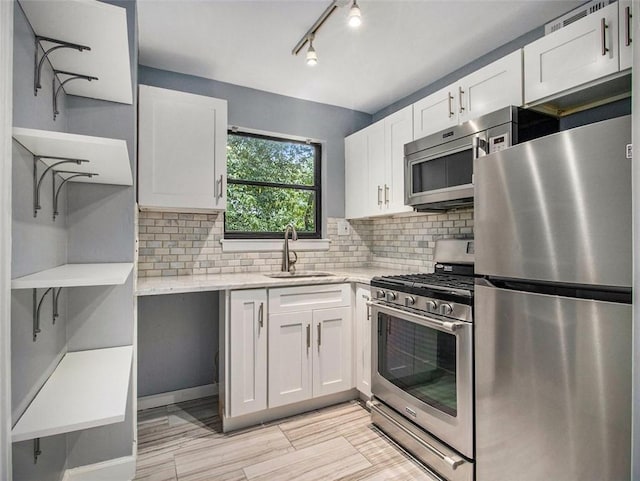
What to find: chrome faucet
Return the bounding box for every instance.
[282,224,298,273]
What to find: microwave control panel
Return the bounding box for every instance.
[489,132,510,153]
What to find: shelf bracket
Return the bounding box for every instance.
[34,36,91,96]
[52,70,98,121]
[52,170,98,220]
[32,287,63,342]
[33,438,41,464]
[52,287,62,324]
[33,156,89,218]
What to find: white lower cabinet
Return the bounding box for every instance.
[268,284,353,408]
[229,289,267,417]
[268,310,313,408]
[227,284,354,417]
[354,285,372,398]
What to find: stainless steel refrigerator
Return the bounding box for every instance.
[474,115,632,481]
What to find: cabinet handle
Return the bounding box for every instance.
[447,92,454,118]
[306,324,311,349]
[258,302,264,328]
[384,184,389,205]
[216,175,224,200]
[458,86,465,113]
[601,18,609,56]
[377,185,383,206]
[625,6,632,47]
[317,323,322,347]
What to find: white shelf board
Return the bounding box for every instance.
[12,346,133,442]
[11,263,133,289]
[19,0,132,104]
[13,128,133,186]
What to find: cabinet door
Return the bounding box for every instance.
[383,105,413,215]
[345,129,368,219]
[312,307,353,398]
[524,2,620,104]
[619,1,633,71]
[268,311,313,408]
[366,120,386,217]
[354,286,372,397]
[412,85,457,140]
[138,85,228,211]
[459,50,523,123]
[229,289,267,417]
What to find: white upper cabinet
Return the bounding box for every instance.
[365,120,386,216]
[413,85,457,139]
[384,106,415,215]
[619,1,633,71]
[344,129,368,220]
[524,2,620,104]
[413,50,523,140]
[459,50,523,123]
[138,85,227,212]
[345,106,413,219]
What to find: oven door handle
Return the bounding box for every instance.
[367,301,465,333]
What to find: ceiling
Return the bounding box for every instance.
[137,0,583,115]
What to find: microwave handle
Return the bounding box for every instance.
[473,135,488,160]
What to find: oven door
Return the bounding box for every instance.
[371,302,473,458]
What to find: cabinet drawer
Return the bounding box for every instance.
[269,284,350,314]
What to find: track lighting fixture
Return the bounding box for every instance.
[306,35,318,66]
[291,0,363,66]
[348,0,362,28]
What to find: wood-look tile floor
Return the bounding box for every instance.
[134,397,439,481]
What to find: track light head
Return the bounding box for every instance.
[348,0,362,27]
[306,35,318,66]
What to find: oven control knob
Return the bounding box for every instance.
[376,290,386,299]
[387,292,397,301]
[405,296,416,306]
[440,303,453,315]
[426,300,438,312]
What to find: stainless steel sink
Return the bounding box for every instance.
[266,271,335,278]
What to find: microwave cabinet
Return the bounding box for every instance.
[413,50,523,139]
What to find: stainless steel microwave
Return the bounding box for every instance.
[404,106,558,211]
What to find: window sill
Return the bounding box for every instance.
[220,238,331,253]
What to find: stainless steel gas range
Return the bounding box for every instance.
[368,239,475,481]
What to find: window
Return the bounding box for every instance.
[225,131,322,239]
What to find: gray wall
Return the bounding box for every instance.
[138,65,372,220]
[11,0,137,478]
[11,3,69,480]
[138,293,218,397]
[632,8,639,479]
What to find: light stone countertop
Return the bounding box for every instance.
[135,266,418,296]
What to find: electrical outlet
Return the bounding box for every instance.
[337,219,350,236]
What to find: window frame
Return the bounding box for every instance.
[224,130,322,240]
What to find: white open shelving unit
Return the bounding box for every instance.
[19,0,133,105]
[12,263,133,289]
[13,128,133,186]
[11,346,133,442]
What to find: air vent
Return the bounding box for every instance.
[545,0,614,35]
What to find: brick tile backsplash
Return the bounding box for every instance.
[137,209,474,277]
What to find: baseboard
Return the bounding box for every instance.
[222,389,359,432]
[137,383,218,410]
[61,453,136,481]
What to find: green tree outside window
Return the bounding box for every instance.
[225,132,321,238]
